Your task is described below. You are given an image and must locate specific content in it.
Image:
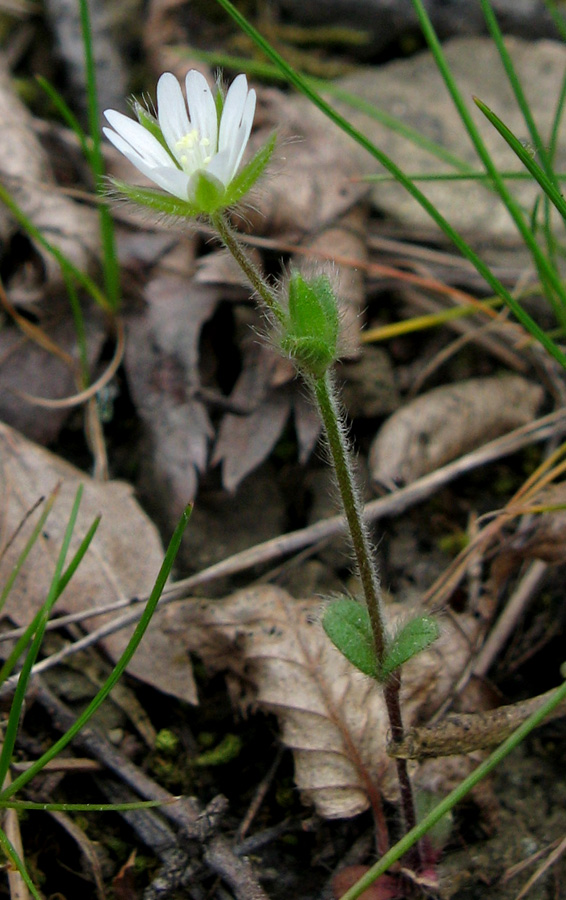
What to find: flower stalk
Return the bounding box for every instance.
[210,212,284,323]
[313,371,420,865]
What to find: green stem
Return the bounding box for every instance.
[210,212,284,322]
[313,372,419,858]
[313,372,386,660]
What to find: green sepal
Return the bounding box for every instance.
[190,170,227,214]
[281,270,340,377]
[109,178,201,219]
[223,132,277,207]
[379,615,439,680]
[322,598,379,678]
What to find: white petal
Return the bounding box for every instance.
[205,148,234,186]
[218,74,249,153]
[104,110,173,168]
[149,166,192,200]
[104,127,190,199]
[157,73,191,157]
[185,70,218,150]
[226,88,256,179]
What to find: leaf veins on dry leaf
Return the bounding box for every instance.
[0,421,197,703]
[164,586,479,819]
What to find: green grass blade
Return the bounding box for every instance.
[1,504,192,801]
[0,491,57,617]
[36,75,91,161]
[0,829,42,900]
[480,0,553,179]
[363,169,566,184]
[474,97,566,222]
[0,513,101,687]
[543,0,566,43]
[409,0,566,326]
[548,62,566,165]
[0,799,176,812]
[78,0,120,311]
[0,487,85,788]
[212,0,566,369]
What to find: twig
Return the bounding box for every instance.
[472,559,549,678]
[204,835,271,900]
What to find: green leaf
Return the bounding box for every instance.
[322,598,378,678]
[380,615,439,680]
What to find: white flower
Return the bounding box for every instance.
[103,70,256,203]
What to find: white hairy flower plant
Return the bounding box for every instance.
[103,70,274,217]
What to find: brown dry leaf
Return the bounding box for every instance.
[212,340,293,491]
[212,337,323,490]
[124,241,216,514]
[369,375,544,489]
[0,421,197,703]
[167,585,477,818]
[0,65,100,301]
[0,297,106,444]
[235,87,368,238]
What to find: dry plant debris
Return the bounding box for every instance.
[0,420,197,702]
[369,374,544,489]
[164,585,479,819]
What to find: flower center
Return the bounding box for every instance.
[175,129,212,173]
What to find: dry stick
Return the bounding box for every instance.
[472,558,549,678]
[387,684,566,760]
[1,409,565,699]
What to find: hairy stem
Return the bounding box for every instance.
[210,212,284,323]
[313,371,420,864]
[313,372,386,659]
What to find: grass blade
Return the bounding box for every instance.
[474,96,566,221]
[212,0,566,369]
[0,487,85,787]
[1,504,192,801]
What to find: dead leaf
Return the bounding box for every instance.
[166,586,477,818]
[0,65,100,300]
[0,297,106,444]
[0,421,197,703]
[44,0,130,115]
[124,241,216,513]
[369,375,544,489]
[234,87,368,238]
[212,340,293,491]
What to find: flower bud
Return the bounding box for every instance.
[281,271,340,378]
